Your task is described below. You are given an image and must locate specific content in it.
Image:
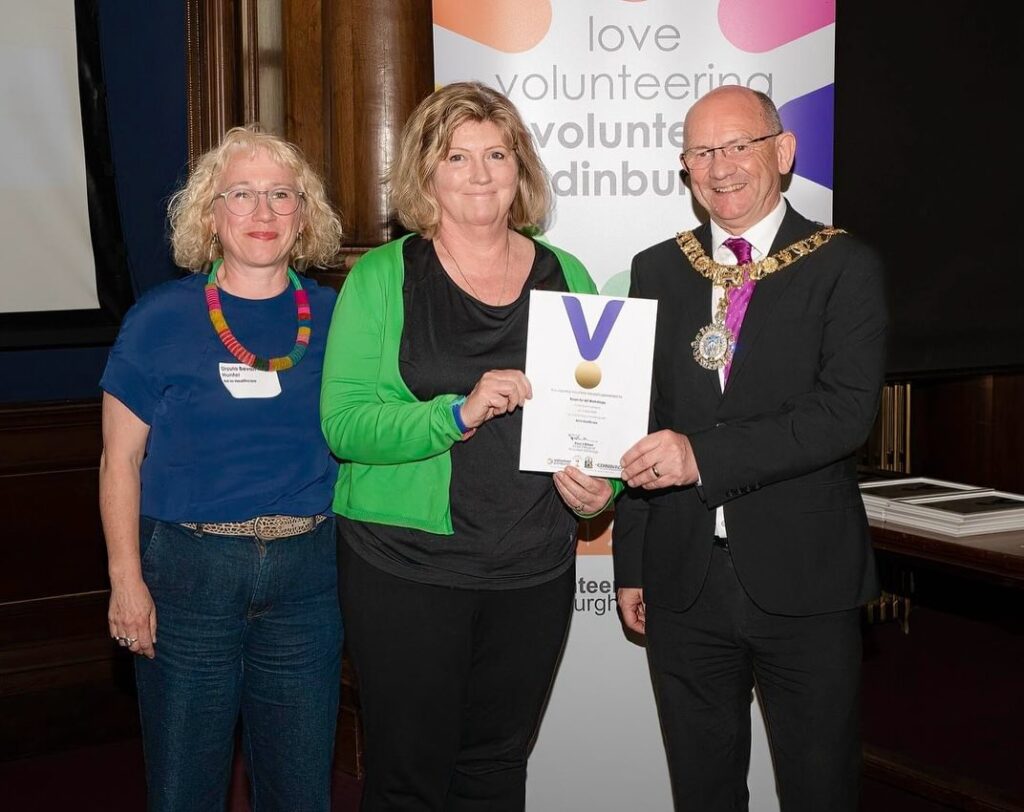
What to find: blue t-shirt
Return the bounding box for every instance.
[100,273,338,522]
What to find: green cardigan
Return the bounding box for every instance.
[320,234,622,534]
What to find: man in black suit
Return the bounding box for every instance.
[613,85,886,811]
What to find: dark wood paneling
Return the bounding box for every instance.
[991,374,1024,494]
[186,0,247,162]
[910,375,996,488]
[239,0,260,126]
[0,470,107,602]
[282,0,324,171]
[0,400,102,473]
[0,402,107,603]
[0,592,114,695]
[323,0,434,248]
[0,402,130,759]
[865,371,1024,494]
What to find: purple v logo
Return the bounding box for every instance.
[562,296,624,361]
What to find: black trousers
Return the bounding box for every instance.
[338,536,575,812]
[646,544,863,812]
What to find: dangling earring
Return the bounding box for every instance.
[208,233,221,263]
[293,231,304,267]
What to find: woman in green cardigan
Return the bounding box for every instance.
[321,81,620,810]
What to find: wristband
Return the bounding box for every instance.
[451,396,469,434]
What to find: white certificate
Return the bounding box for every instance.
[519,290,657,475]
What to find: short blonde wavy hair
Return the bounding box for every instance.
[168,125,343,270]
[388,82,550,237]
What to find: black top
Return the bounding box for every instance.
[339,236,578,589]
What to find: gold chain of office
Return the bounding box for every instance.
[675,226,846,287]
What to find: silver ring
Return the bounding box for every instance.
[576,502,585,513]
[116,636,129,646]
[652,465,661,478]
[126,637,138,645]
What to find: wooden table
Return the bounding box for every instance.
[870,520,1024,587]
[862,522,1024,810]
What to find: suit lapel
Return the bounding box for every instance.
[723,206,815,392]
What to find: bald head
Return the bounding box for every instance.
[684,86,781,148]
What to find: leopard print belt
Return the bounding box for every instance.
[180,514,328,541]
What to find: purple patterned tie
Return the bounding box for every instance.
[722,237,755,382]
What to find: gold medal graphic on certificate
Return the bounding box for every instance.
[574,360,602,389]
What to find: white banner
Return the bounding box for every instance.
[0,0,98,313]
[434,1,837,807]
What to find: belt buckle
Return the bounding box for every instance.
[254,516,275,542]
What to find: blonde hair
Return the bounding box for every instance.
[388,82,550,237]
[168,125,343,270]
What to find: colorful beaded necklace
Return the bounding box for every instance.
[205,259,311,371]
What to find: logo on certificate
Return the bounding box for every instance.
[562,296,624,389]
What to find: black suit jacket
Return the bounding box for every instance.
[613,203,886,616]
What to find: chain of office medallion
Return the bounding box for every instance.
[675,226,846,288]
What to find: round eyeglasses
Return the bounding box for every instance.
[215,187,305,216]
[681,132,782,172]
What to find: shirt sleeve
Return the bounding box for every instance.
[99,296,163,426]
[319,253,464,465]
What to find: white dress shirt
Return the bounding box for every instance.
[705,198,787,538]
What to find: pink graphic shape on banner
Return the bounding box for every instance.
[433,0,552,53]
[718,0,835,53]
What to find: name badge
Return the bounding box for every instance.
[219,363,281,399]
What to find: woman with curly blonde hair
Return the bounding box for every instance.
[100,124,343,811]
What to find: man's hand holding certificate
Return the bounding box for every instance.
[520,290,657,476]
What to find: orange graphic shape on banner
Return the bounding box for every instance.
[433,0,552,53]
[576,514,613,556]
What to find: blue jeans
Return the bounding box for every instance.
[134,517,341,812]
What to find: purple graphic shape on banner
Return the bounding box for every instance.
[562,296,624,361]
[779,84,834,190]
